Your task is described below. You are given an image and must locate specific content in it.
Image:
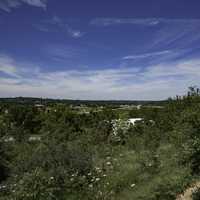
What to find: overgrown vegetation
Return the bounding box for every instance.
[0,87,200,199]
[192,188,200,200]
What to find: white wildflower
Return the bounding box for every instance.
[106,161,111,166]
[95,177,100,182]
[131,183,136,188]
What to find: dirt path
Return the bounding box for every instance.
[176,182,200,200]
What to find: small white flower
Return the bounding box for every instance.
[148,163,152,167]
[131,183,136,188]
[89,184,93,188]
[95,177,100,182]
[106,161,111,166]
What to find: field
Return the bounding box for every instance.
[0,89,200,199]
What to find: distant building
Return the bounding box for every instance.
[128,118,143,125]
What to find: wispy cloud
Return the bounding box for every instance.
[43,44,86,62]
[0,54,40,78]
[21,0,47,9]
[0,0,47,12]
[90,18,200,27]
[90,18,200,51]
[1,54,200,100]
[66,26,83,38]
[34,16,84,38]
[0,55,19,77]
[90,18,161,26]
[122,50,171,60]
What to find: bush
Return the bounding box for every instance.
[192,188,200,200]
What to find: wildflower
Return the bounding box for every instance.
[97,169,102,173]
[131,183,136,188]
[95,177,100,182]
[148,163,152,167]
[106,161,111,166]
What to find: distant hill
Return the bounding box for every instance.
[0,97,167,106]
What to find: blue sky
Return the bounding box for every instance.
[0,0,200,100]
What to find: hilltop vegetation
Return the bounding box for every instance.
[0,88,200,199]
[0,97,167,107]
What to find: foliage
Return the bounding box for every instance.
[192,188,200,200]
[0,87,200,199]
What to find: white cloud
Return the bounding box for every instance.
[34,16,84,39]
[21,0,46,9]
[0,54,200,100]
[146,19,200,50]
[90,18,200,51]
[0,55,19,77]
[90,18,200,27]
[0,0,47,12]
[43,44,86,62]
[67,29,83,38]
[90,18,161,26]
[123,50,171,60]
[65,24,84,38]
